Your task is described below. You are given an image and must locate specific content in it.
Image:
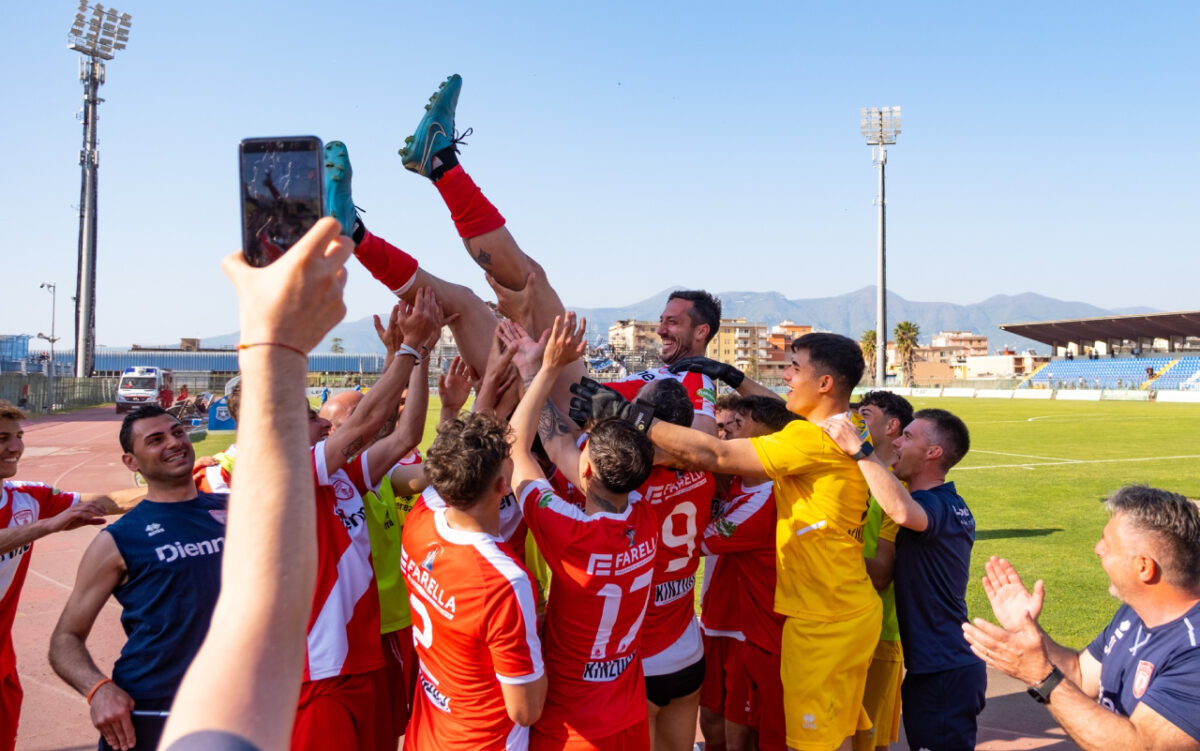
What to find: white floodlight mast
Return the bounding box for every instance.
[66,2,131,377]
[860,106,901,386]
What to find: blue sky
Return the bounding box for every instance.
[5,1,1197,348]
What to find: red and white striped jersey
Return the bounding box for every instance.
[519,478,658,741]
[306,443,383,682]
[700,477,783,653]
[604,368,716,421]
[631,467,716,661]
[402,498,543,751]
[1,481,79,675]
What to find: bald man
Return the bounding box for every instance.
[318,391,364,432]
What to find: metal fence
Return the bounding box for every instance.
[0,373,121,416]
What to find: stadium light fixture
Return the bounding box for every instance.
[66,2,132,377]
[860,106,901,386]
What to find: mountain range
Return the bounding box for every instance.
[200,287,1158,355]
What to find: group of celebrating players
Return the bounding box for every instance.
[6,73,1198,751]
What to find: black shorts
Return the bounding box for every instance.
[644,655,706,707]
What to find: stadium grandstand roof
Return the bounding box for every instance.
[1000,311,1200,347]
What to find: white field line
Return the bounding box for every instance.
[957,454,1200,471]
[973,449,1078,462]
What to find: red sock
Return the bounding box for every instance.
[434,165,506,239]
[353,230,419,295]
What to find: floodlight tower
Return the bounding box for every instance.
[67,2,132,377]
[860,106,901,386]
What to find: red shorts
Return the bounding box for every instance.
[724,642,751,726]
[531,717,650,751]
[378,629,415,746]
[292,670,384,751]
[743,641,786,751]
[0,668,21,751]
[699,633,736,714]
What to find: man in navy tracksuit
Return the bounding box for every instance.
[50,405,226,751]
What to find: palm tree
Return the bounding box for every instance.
[894,321,920,385]
[860,330,877,379]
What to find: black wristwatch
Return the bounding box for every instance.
[850,441,874,461]
[1027,665,1065,704]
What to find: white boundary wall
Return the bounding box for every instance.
[852,386,1197,405]
[1054,390,1103,401]
[1157,391,1200,403]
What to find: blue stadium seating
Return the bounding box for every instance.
[1149,356,1200,391]
[1026,357,1174,390]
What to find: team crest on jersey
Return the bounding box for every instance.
[331,478,356,501]
[1132,660,1155,698]
[208,510,227,525]
[421,544,442,572]
[624,526,636,547]
[12,509,34,526]
[145,523,164,537]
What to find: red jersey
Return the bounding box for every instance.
[307,443,383,681]
[402,499,543,751]
[605,368,717,421]
[547,468,585,510]
[631,467,715,666]
[1,481,79,676]
[699,493,743,638]
[518,479,658,740]
[422,485,528,560]
[700,477,783,653]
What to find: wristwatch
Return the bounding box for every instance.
[1027,665,1065,704]
[850,441,874,461]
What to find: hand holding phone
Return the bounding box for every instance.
[239,136,325,267]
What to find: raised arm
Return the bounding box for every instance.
[324,288,443,472]
[160,215,354,750]
[366,358,431,487]
[669,356,782,400]
[506,315,586,495]
[567,377,766,476]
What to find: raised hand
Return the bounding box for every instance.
[374,304,405,354]
[475,329,520,415]
[981,556,1045,629]
[438,356,478,415]
[495,319,547,380]
[542,313,587,371]
[398,287,444,355]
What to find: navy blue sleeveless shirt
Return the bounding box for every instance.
[104,493,227,701]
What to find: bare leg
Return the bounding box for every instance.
[652,690,700,751]
[700,706,726,749]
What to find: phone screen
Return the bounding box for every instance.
[239,136,324,267]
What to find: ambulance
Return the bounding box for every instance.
[115,366,174,413]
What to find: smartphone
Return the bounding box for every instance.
[239,136,325,267]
